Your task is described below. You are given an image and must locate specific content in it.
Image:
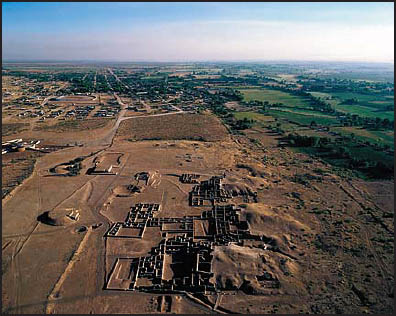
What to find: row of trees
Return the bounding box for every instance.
[296,76,394,96]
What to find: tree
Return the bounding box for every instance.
[337,146,351,158]
[310,136,320,147]
[375,117,382,129]
[382,118,390,129]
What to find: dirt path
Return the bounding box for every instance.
[11,238,22,314]
[313,179,392,301]
[81,82,186,148]
[46,227,93,314]
[340,182,393,295]
[340,183,392,234]
[6,164,44,312]
[95,153,131,221]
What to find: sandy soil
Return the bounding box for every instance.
[2,109,394,314]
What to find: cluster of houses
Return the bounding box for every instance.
[47,109,64,118]
[94,101,120,117]
[65,105,95,119]
[17,108,45,118]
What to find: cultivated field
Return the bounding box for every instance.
[239,88,312,108]
[332,126,394,149]
[267,109,340,126]
[334,103,394,120]
[233,111,275,123]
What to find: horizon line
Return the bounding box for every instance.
[2,59,394,65]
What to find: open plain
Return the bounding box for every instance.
[2,62,394,314]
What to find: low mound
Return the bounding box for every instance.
[113,184,144,197]
[211,244,265,291]
[223,183,256,197]
[227,171,268,188]
[75,226,87,233]
[211,244,307,296]
[212,244,286,294]
[37,211,74,226]
[116,113,229,142]
[236,163,267,178]
[147,171,161,187]
[244,204,311,235]
[37,208,80,226]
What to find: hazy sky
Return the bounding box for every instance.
[2,2,394,62]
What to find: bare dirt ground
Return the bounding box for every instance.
[2,123,30,136]
[2,151,43,199]
[33,118,113,133]
[116,113,229,142]
[1,110,394,314]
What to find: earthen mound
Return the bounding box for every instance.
[75,226,87,233]
[37,210,74,226]
[212,244,269,291]
[244,204,310,234]
[113,184,144,197]
[223,183,256,197]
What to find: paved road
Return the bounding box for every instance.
[107,68,129,90]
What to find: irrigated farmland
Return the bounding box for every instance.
[239,88,313,108]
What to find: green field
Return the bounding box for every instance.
[141,76,164,80]
[334,103,394,120]
[332,126,394,149]
[233,111,274,122]
[310,91,394,120]
[292,129,336,138]
[309,92,339,107]
[233,109,339,130]
[292,142,393,179]
[347,146,393,167]
[330,91,394,109]
[215,85,261,89]
[267,109,340,126]
[309,92,332,99]
[271,107,337,118]
[239,88,312,108]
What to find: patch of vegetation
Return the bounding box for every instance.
[334,103,394,121]
[285,134,393,179]
[233,111,274,125]
[239,88,312,108]
[267,109,340,126]
[332,126,394,150]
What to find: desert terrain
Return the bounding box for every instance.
[2,63,394,314]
